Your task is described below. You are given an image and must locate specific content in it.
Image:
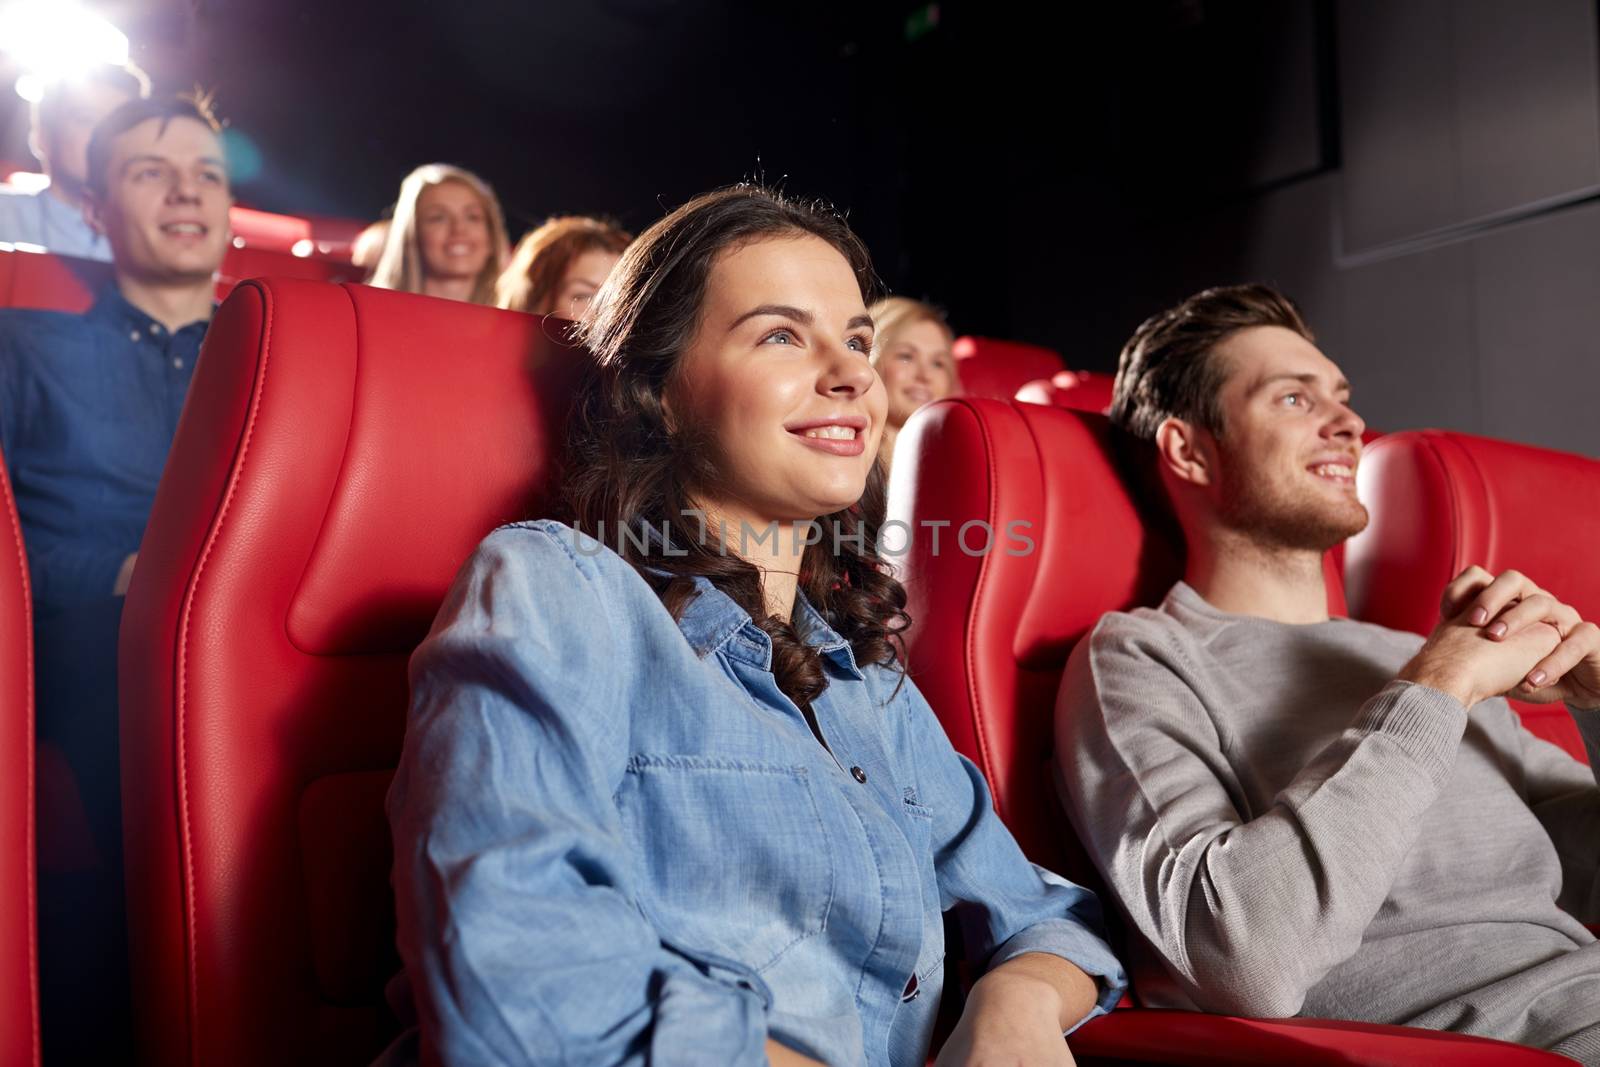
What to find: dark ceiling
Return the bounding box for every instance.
[0,0,1332,364]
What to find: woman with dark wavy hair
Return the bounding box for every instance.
[386,186,1125,1067]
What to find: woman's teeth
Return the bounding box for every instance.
[802,426,857,440]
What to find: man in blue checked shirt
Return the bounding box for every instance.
[0,90,232,1062]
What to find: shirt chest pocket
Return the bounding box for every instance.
[616,755,838,975]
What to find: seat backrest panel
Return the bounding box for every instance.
[950,336,1065,402]
[1,249,110,313]
[120,279,586,1065]
[0,444,40,1067]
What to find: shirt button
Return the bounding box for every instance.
[172,357,184,369]
[151,323,164,334]
[129,330,140,342]
[850,766,867,784]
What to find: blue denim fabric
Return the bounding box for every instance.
[0,286,203,605]
[387,520,1125,1067]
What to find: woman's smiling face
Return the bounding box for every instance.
[666,232,887,534]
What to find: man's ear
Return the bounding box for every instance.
[82,191,107,237]
[1154,416,1214,488]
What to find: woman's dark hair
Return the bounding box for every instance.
[564,185,909,710]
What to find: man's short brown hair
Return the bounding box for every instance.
[85,91,224,200]
[1109,283,1312,443]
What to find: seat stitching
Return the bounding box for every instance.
[174,280,277,1063]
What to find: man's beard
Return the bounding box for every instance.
[1216,453,1370,552]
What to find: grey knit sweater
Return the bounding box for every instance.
[1056,582,1600,1063]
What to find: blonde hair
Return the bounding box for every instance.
[868,296,957,375]
[495,215,632,314]
[369,163,508,305]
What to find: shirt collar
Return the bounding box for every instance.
[86,283,215,336]
[672,573,864,681]
[630,519,864,679]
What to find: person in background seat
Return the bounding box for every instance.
[1057,283,1600,1063]
[383,186,1125,1067]
[494,214,631,319]
[368,163,508,305]
[351,216,391,281]
[0,61,151,261]
[0,91,231,1063]
[868,296,960,476]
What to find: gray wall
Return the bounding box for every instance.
[1079,0,1600,457]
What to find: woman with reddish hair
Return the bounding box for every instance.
[495,214,631,318]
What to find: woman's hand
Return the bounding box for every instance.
[765,1038,827,1066]
[934,953,1096,1067]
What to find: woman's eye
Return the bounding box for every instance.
[894,351,913,362]
[762,328,797,345]
[1282,392,1306,408]
[847,335,871,354]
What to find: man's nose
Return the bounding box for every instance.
[166,173,201,204]
[1324,399,1366,442]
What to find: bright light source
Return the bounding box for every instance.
[0,2,130,83]
[4,170,49,194]
[14,73,43,102]
[290,239,315,258]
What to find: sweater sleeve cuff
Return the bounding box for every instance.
[1353,680,1469,784]
[987,921,1129,1035]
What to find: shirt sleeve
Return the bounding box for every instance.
[1505,701,1600,922]
[1055,618,1468,1019]
[901,676,1127,1033]
[388,526,768,1067]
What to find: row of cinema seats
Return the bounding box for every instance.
[0,274,1597,1065]
[0,241,361,316]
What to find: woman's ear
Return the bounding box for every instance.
[1154,416,1214,488]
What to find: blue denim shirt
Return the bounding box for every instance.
[0,285,203,605]
[387,520,1125,1066]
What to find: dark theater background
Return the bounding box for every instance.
[5,0,1598,454]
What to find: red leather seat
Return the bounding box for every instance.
[227,206,314,255]
[887,396,1569,1065]
[0,244,361,315]
[950,336,1064,401]
[0,248,110,313]
[1015,369,1115,413]
[213,246,361,301]
[0,446,40,1067]
[1346,429,1600,761]
[119,279,588,1065]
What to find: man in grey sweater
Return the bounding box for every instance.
[1055,284,1600,1062]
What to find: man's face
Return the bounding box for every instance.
[90,116,232,284]
[33,79,133,196]
[1204,325,1368,551]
